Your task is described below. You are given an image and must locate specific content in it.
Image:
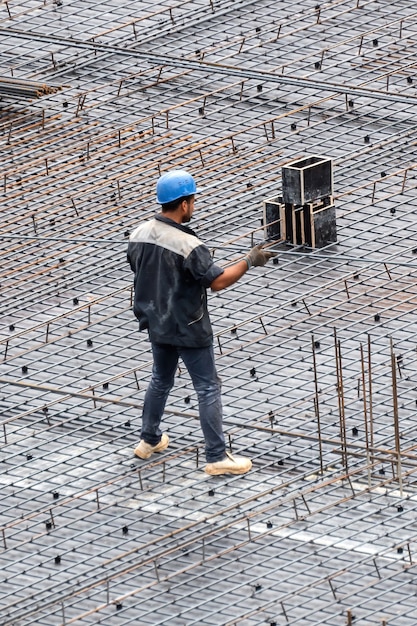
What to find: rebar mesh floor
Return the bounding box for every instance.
[1,1,417,625]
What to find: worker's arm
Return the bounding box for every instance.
[210,244,277,292]
[210,260,248,292]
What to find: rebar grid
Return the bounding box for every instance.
[1,1,417,625]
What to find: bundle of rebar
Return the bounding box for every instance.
[0,76,61,99]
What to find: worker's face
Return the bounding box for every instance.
[181,196,195,223]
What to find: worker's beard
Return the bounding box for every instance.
[182,202,194,223]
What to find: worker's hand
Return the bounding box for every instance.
[245,244,277,268]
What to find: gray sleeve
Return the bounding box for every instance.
[184,244,224,288]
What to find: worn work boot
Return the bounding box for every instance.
[204,451,252,476]
[134,433,169,460]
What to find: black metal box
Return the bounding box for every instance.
[263,196,285,241]
[286,198,337,248]
[282,155,333,205]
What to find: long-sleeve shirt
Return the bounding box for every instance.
[127,214,224,347]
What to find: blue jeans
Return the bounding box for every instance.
[141,343,226,462]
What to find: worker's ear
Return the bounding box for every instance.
[180,198,189,215]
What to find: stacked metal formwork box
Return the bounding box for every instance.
[264,155,337,248]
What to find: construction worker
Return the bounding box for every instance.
[127,169,276,475]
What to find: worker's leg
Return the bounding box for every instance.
[179,345,226,463]
[141,343,178,445]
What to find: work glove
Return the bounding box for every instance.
[245,244,277,268]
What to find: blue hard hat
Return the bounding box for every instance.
[156,169,199,204]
